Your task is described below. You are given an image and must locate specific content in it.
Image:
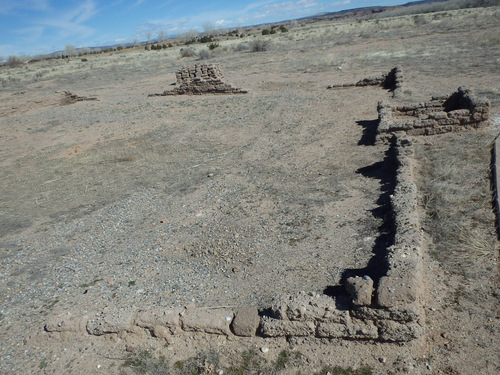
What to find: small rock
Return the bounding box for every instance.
[126,345,137,353]
[379,357,386,363]
[261,347,269,353]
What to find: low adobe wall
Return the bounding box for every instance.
[378,86,491,141]
[45,136,425,343]
[327,67,403,98]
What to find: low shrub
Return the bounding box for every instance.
[7,56,22,68]
[208,43,220,50]
[199,35,213,43]
[180,47,197,57]
[249,39,270,52]
[234,43,250,52]
[198,48,211,60]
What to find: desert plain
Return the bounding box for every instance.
[0,4,499,374]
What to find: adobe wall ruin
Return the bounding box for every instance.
[149,64,248,96]
[328,66,404,98]
[45,134,425,343]
[45,68,497,345]
[377,86,491,141]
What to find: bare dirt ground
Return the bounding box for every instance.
[0,6,499,375]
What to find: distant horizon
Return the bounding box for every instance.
[0,1,414,58]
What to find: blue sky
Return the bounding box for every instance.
[0,0,408,58]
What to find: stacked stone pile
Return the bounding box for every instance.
[378,86,491,140]
[149,64,247,96]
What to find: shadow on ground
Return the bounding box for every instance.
[324,121,397,306]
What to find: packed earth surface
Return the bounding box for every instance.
[0,4,499,374]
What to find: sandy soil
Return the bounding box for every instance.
[0,6,499,374]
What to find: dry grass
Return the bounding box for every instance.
[415,130,499,275]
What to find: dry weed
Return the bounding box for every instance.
[415,130,498,275]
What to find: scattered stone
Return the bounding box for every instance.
[261,347,269,353]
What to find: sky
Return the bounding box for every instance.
[0,0,409,58]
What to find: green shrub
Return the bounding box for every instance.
[262,29,270,35]
[279,25,288,32]
[208,43,220,50]
[199,35,213,43]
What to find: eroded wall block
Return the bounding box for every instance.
[149,64,248,96]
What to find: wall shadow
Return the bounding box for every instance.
[357,119,379,146]
[324,137,397,304]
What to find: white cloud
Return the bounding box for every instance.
[0,0,49,16]
[215,19,231,27]
[255,0,322,18]
[65,0,98,25]
[36,0,97,40]
[330,0,351,7]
